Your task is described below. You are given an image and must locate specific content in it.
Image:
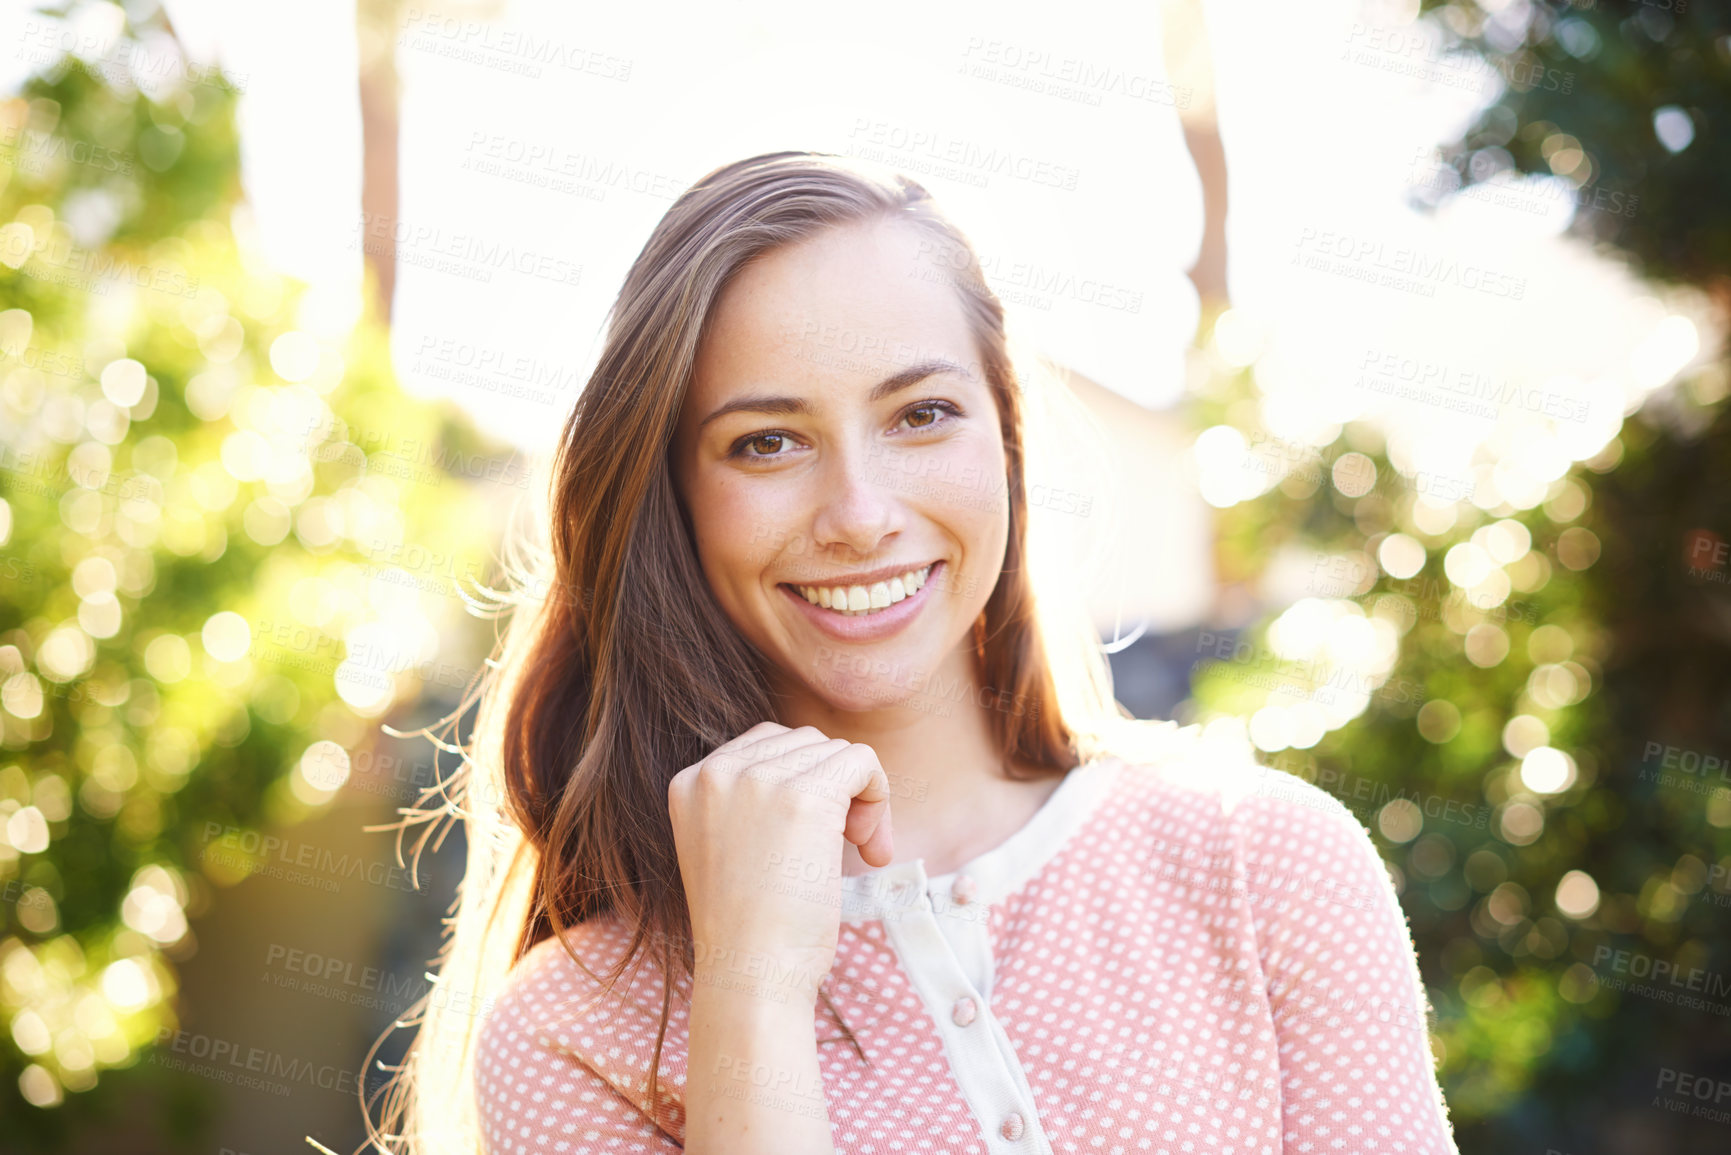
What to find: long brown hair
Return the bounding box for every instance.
[363,150,1136,1154]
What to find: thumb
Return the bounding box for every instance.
[850,796,894,868]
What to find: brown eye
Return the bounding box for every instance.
[899,400,960,431]
[729,428,801,461]
[748,433,785,455]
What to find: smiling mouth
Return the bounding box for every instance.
[784,563,935,617]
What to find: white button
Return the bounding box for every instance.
[951,873,978,904]
[999,1111,1024,1141]
[952,996,977,1026]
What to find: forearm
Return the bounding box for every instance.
[682,968,835,1155]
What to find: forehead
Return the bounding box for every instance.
[689,217,981,406]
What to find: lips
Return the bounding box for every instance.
[788,564,933,616]
[778,561,945,642]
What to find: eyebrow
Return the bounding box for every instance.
[696,358,973,431]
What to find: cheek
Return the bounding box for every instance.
[690,475,806,595]
[919,433,1010,540]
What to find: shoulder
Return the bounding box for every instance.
[1102,719,1381,867]
[476,917,667,1072]
[472,920,687,1151]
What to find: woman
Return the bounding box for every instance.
[371,151,1458,1154]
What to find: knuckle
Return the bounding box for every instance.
[789,740,838,774]
[786,745,825,773]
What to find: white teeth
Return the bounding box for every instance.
[794,565,934,616]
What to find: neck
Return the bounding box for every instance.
[767,639,1062,878]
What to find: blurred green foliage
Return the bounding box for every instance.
[1186,3,1731,1150]
[0,6,512,1146]
[1424,0,1731,292]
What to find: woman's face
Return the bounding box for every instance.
[671,216,1010,714]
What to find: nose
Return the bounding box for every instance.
[809,443,904,558]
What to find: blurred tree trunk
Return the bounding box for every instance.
[1163,0,1229,307]
[358,0,401,323]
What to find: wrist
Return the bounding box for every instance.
[690,936,833,1005]
[693,957,824,1010]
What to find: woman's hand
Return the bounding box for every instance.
[668,721,894,1001]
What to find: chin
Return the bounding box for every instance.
[806,671,918,714]
[784,634,961,716]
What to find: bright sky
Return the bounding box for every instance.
[3,0,1716,640]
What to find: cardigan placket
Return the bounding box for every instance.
[834,756,1127,1154]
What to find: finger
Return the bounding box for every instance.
[804,741,891,809]
[842,786,889,852]
[727,726,841,773]
[828,744,892,863]
[852,796,894,868]
[700,722,802,775]
[844,743,892,805]
[710,720,790,757]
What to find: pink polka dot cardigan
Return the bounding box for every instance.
[474,728,1460,1153]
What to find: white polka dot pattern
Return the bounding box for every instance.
[473,749,1460,1153]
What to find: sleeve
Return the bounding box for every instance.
[474,979,685,1155]
[1228,778,1459,1154]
